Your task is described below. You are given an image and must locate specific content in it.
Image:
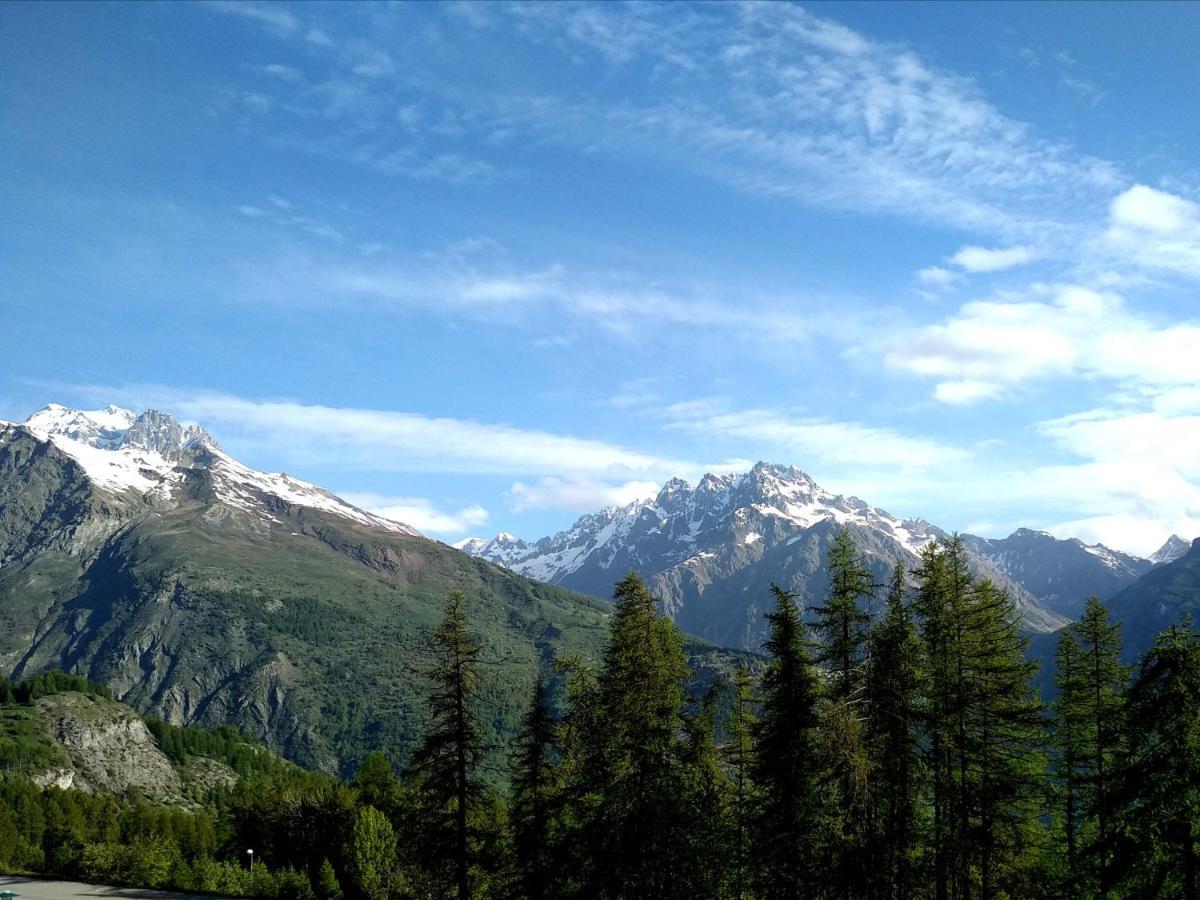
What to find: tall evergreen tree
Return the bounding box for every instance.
[814,529,877,900]
[752,584,823,899]
[510,674,560,900]
[675,684,733,897]
[912,540,954,900]
[815,528,876,700]
[960,578,1046,899]
[724,665,758,900]
[410,591,483,900]
[865,561,924,899]
[914,538,1045,899]
[589,571,692,897]
[1054,595,1127,896]
[1111,622,1200,899]
[1053,626,1086,888]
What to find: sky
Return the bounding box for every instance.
[3,1,1200,555]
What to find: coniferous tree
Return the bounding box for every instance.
[865,561,924,899]
[814,529,877,900]
[724,664,758,900]
[675,684,733,897]
[1053,626,1086,889]
[960,578,1046,899]
[752,584,823,899]
[1055,595,1126,896]
[589,571,692,897]
[510,674,560,900]
[912,541,954,900]
[815,528,876,699]
[1110,622,1200,899]
[410,591,483,900]
[915,538,1045,899]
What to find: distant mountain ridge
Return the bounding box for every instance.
[457,462,1157,648]
[961,528,1151,620]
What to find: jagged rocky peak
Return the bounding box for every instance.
[120,408,214,457]
[24,403,215,458]
[1151,534,1193,566]
[25,403,136,449]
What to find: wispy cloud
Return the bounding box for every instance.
[64,386,693,480]
[507,477,660,512]
[338,492,488,535]
[207,1,299,37]
[949,244,1040,273]
[659,401,968,472]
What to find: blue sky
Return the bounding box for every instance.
[3,1,1200,554]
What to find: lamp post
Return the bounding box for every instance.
[247,848,254,882]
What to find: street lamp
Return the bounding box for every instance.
[247,848,254,881]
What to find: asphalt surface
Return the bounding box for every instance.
[0,876,220,899]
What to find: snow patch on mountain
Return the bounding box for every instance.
[20,404,419,537]
[1150,534,1191,566]
[464,461,941,585]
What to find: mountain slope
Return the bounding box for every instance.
[1106,537,1200,660]
[1150,534,1191,566]
[460,462,1070,649]
[960,528,1150,620]
[0,406,614,776]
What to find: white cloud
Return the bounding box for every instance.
[261,64,303,83]
[949,245,1039,272]
[339,492,489,535]
[82,388,692,481]
[888,284,1200,402]
[661,404,967,471]
[1031,398,1200,554]
[508,477,660,512]
[298,255,815,342]
[917,266,962,288]
[1106,184,1200,278]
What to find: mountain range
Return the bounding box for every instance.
[458,462,1188,650]
[0,404,624,776]
[2,403,1196,775]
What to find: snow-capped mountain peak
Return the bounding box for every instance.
[458,460,960,643]
[14,404,418,537]
[1150,534,1192,566]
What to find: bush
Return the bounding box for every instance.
[80,841,127,883]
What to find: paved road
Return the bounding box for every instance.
[0,876,220,899]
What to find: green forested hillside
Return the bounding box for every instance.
[0,424,618,776]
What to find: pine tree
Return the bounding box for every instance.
[588,571,692,897]
[1111,622,1200,899]
[752,584,823,899]
[864,561,924,899]
[1053,626,1086,889]
[674,684,733,897]
[912,540,954,900]
[815,528,876,700]
[914,538,1045,899]
[1054,595,1126,896]
[960,578,1046,899]
[510,674,560,900]
[724,664,758,899]
[410,591,483,900]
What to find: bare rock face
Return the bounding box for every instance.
[33,692,184,802]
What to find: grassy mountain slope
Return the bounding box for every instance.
[0,425,615,776]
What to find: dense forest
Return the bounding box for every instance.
[1,531,1199,898]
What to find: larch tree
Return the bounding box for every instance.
[752,584,823,899]
[410,591,484,900]
[864,560,925,900]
